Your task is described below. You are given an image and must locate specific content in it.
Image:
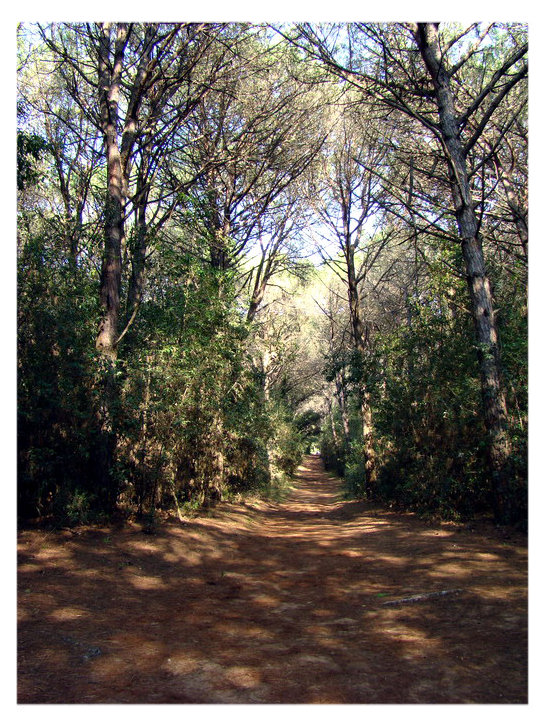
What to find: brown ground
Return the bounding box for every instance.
[17,455,527,704]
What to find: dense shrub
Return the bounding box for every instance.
[320,273,527,527]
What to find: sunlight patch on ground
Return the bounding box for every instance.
[128,574,167,590]
[296,653,343,671]
[311,633,344,650]
[18,562,44,573]
[472,551,502,561]
[224,665,262,688]
[471,585,527,600]
[173,550,203,566]
[50,606,88,620]
[212,621,273,640]
[381,623,443,654]
[126,540,164,554]
[164,653,209,676]
[162,551,186,563]
[250,594,280,608]
[429,563,477,578]
[374,553,410,566]
[338,548,365,558]
[88,654,127,681]
[313,607,335,618]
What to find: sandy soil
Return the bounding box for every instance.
[17,455,527,703]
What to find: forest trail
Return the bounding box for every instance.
[18,455,527,704]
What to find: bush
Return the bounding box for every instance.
[343,450,367,498]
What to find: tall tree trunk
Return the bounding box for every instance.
[246,253,272,323]
[125,185,149,332]
[326,396,341,453]
[94,23,128,509]
[334,371,351,446]
[96,22,127,360]
[413,22,512,521]
[346,245,377,493]
[360,390,376,497]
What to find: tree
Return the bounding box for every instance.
[408,23,525,520]
[17,22,527,527]
[288,21,528,521]
[30,22,238,504]
[172,31,327,291]
[304,104,397,494]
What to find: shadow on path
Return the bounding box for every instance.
[18,455,527,703]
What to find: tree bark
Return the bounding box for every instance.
[246,254,270,323]
[360,389,377,496]
[125,182,149,325]
[345,243,377,493]
[93,23,129,509]
[96,22,127,361]
[412,22,512,521]
[326,396,341,452]
[334,371,351,446]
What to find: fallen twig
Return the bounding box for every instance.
[381,589,463,606]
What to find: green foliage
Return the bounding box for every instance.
[295,410,322,452]
[268,403,305,477]
[320,267,526,526]
[369,290,492,519]
[16,21,527,530]
[488,260,528,526]
[17,229,105,522]
[111,249,306,518]
[342,448,368,499]
[64,490,94,526]
[319,433,346,477]
[17,228,306,523]
[17,130,50,191]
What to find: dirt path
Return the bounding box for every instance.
[17,455,527,703]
